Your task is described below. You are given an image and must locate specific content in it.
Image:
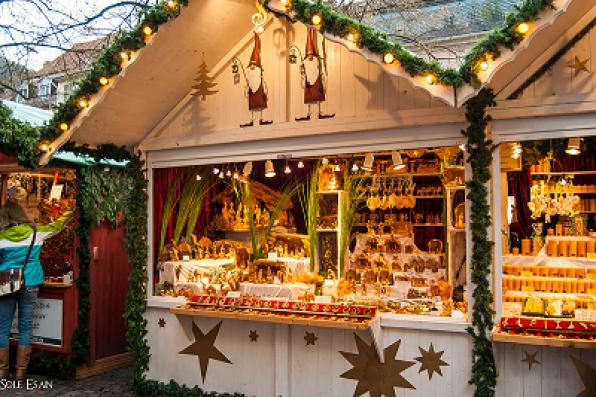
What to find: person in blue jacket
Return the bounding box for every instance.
[0,198,70,380]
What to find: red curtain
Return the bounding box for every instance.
[508,169,533,238]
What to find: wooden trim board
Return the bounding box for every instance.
[492,332,596,349]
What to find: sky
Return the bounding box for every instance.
[0,0,154,71]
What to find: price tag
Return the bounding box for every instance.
[502,302,522,317]
[182,255,190,261]
[314,295,332,304]
[226,291,241,298]
[268,252,278,260]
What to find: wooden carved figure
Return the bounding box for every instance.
[232,32,272,128]
[291,28,334,121]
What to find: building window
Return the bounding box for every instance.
[39,84,50,98]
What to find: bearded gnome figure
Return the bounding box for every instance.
[296,28,334,121]
[240,32,272,128]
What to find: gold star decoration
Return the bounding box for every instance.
[568,56,590,76]
[158,318,166,328]
[304,331,318,346]
[249,330,259,342]
[414,343,449,380]
[521,350,540,371]
[340,334,415,397]
[571,356,596,397]
[179,321,232,383]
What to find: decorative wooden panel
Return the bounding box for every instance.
[517,24,595,99]
[145,18,447,147]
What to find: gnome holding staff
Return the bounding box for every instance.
[233,32,272,128]
[293,28,334,121]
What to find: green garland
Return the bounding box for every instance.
[0,103,40,169]
[460,0,556,87]
[462,89,497,397]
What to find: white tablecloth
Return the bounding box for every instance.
[239,282,313,300]
[159,259,234,285]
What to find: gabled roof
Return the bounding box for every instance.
[32,36,113,79]
[39,0,594,164]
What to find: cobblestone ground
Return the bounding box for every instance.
[1,366,133,396]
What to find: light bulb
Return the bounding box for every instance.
[99,77,109,86]
[565,137,581,155]
[383,53,395,64]
[213,167,220,175]
[284,164,291,174]
[516,22,529,35]
[119,51,129,61]
[166,0,177,8]
[59,122,69,131]
[321,157,329,165]
[362,153,374,172]
[459,143,466,151]
[311,14,322,26]
[391,152,405,170]
[196,174,202,181]
[78,98,89,109]
[243,161,253,176]
[39,143,49,152]
[351,163,359,172]
[265,160,276,178]
[480,61,489,71]
[233,171,240,180]
[226,169,232,177]
[297,161,304,169]
[218,171,224,179]
[425,74,435,85]
[142,26,153,35]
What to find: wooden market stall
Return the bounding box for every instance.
[0,100,133,377]
[38,0,596,396]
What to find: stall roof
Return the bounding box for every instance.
[2,100,52,127]
[0,100,126,168]
[44,0,592,162]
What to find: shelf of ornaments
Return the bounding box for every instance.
[531,171,596,176]
[360,172,442,178]
[353,223,444,227]
[492,330,596,349]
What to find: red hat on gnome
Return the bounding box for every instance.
[249,32,262,67]
[305,28,319,58]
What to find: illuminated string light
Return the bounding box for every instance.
[142,26,153,35]
[78,98,89,109]
[516,22,529,35]
[383,52,395,64]
[311,14,322,26]
[425,74,435,85]
[297,161,304,169]
[480,61,489,71]
[59,123,69,131]
[213,167,220,175]
[99,76,109,86]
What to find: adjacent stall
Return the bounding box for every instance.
[31,0,596,396]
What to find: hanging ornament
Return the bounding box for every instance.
[521,350,540,371]
[304,331,318,346]
[249,330,259,342]
[415,343,449,380]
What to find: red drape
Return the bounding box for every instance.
[508,169,533,238]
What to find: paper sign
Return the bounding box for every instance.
[11,298,63,346]
[49,184,63,201]
[314,295,332,304]
[268,252,278,260]
[502,302,522,317]
[226,291,241,298]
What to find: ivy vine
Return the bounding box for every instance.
[462,89,497,397]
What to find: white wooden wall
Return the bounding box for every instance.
[495,343,596,397]
[145,304,477,397]
[514,24,595,100]
[143,18,448,147]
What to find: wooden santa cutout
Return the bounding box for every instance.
[292,28,334,121]
[232,32,272,128]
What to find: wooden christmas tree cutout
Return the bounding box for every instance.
[191,55,218,101]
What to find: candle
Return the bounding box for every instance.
[569,240,578,257]
[521,239,531,256]
[588,240,596,254]
[547,239,558,256]
[556,224,563,236]
[578,241,587,257]
[558,240,569,257]
[512,247,520,256]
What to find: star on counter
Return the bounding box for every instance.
[415,343,449,380]
[571,356,596,397]
[249,330,259,342]
[179,321,232,383]
[340,334,415,397]
[568,56,590,76]
[158,318,166,328]
[304,331,318,346]
[521,350,540,371]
